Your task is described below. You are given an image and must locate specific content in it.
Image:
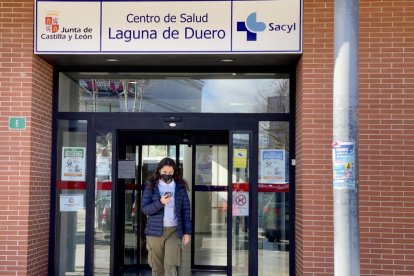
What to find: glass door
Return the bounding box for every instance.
[55,71,294,276]
[231,132,251,275]
[90,121,292,276]
[257,121,290,276]
[193,145,228,269]
[115,141,179,273]
[115,131,230,274]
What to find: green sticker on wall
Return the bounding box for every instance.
[9,117,26,130]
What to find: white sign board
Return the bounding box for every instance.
[60,195,84,212]
[96,157,111,176]
[118,160,136,179]
[35,0,302,53]
[260,149,286,183]
[61,147,86,181]
[232,192,249,216]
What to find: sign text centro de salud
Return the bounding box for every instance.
[35,0,302,54]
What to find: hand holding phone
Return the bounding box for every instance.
[161,192,172,204]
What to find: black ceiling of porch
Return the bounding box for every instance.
[38,53,301,68]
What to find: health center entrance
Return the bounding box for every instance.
[113,130,234,274]
[53,73,293,275]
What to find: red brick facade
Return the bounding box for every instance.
[296,0,414,275]
[0,1,53,275]
[359,1,414,275]
[0,0,413,275]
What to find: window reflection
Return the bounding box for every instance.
[194,145,228,267]
[56,120,87,276]
[258,121,290,276]
[59,73,289,113]
[95,132,112,274]
[232,133,250,275]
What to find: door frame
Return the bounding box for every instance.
[52,111,295,275]
[50,66,297,276]
[115,129,231,273]
[89,112,292,275]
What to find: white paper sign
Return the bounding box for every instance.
[35,0,302,53]
[260,149,286,183]
[61,147,86,181]
[232,192,249,216]
[96,157,111,176]
[60,195,84,212]
[118,160,136,179]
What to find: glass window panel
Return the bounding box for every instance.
[232,133,249,275]
[141,145,175,181]
[138,145,176,265]
[178,144,192,272]
[123,145,138,265]
[194,191,228,266]
[258,121,290,276]
[194,145,228,266]
[58,73,289,114]
[95,132,112,274]
[55,120,87,275]
[195,145,228,186]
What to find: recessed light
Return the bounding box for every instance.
[220,58,235,63]
[106,58,120,62]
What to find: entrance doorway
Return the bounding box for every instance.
[53,71,294,276]
[92,113,257,275]
[113,130,231,274]
[55,113,292,275]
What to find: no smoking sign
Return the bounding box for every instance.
[235,194,247,206]
[233,192,249,216]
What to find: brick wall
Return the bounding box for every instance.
[296,0,334,275]
[359,0,414,275]
[0,1,53,275]
[296,0,414,275]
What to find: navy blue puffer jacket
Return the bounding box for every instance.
[141,180,192,238]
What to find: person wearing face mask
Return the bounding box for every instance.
[141,157,191,276]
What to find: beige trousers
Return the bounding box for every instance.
[146,227,181,276]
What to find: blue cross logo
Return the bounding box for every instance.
[237,12,266,41]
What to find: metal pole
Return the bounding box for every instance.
[333,0,360,275]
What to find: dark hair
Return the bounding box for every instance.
[146,157,188,190]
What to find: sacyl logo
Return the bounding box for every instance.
[237,12,266,41]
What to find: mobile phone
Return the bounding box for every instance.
[164,192,172,198]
